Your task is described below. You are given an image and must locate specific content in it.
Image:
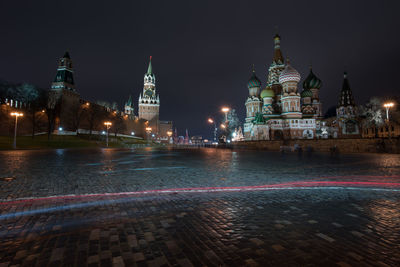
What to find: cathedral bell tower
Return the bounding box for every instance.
[138,57,160,129]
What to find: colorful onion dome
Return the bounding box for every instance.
[301,89,313,98]
[279,60,301,84]
[260,87,275,98]
[303,68,322,89]
[247,66,261,89]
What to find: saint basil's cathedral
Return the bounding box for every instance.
[243,34,359,140]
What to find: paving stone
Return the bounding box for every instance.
[332,222,343,227]
[348,252,364,261]
[177,258,194,267]
[271,245,285,252]
[112,256,125,267]
[316,233,335,243]
[133,252,145,262]
[50,248,64,262]
[249,238,264,246]
[336,261,352,267]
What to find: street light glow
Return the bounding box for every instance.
[221,107,230,113]
[383,102,394,108]
[208,118,214,123]
[104,122,112,147]
[145,127,152,132]
[10,112,23,149]
[383,102,395,122]
[221,124,226,129]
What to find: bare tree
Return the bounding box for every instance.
[360,97,384,137]
[46,91,61,140]
[68,102,89,132]
[112,113,126,137]
[87,104,107,138]
[28,88,48,138]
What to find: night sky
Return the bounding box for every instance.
[1,1,399,138]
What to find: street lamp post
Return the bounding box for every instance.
[10,112,23,149]
[104,121,112,147]
[208,118,217,142]
[167,130,173,144]
[221,107,230,122]
[383,102,394,122]
[145,127,152,143]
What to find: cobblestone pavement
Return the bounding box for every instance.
[1,148,400,199]
[0,149,400,266]
[1,189,400,267]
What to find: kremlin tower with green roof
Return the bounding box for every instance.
[138,56,160,132]
[51,51,75,91]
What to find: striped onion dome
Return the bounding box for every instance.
[279,61,301,84]
[303,68,322,89]
[301,89,313,98]
[247,68,262,89]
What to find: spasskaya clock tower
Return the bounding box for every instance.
[138,56,160,126]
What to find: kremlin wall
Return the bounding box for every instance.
[0,52,173,141]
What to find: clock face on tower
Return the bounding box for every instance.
[145,89,153,97]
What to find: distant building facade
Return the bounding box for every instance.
[335,72,361,138]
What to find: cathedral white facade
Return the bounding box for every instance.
[244,34,324,140]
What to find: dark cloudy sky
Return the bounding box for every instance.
[0,0,399,138]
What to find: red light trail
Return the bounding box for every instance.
[1,180,400,206]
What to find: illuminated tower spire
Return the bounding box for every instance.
[138,56,160,127]
[147,56,153,75]
[273,33,284,64]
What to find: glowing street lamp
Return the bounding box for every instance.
[221,107,230,122]
[145,127,152,142]
[220,124,226,129]
[208,118,217,142]
[104,121,112,147]
[10,112,23,149]
[167,130,173,144]
[383,102,395,122]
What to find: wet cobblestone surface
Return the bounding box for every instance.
[1,148,400,199]
[0,148,400,266]
[1,190,400,266]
